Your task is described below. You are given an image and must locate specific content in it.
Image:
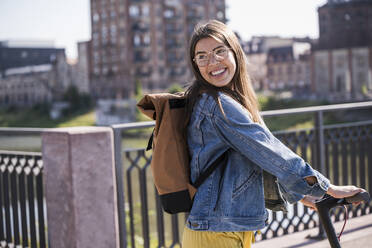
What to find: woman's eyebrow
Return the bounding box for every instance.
[195,45,225,55]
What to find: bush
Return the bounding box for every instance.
[167,83,184,94]
[62,85,93,115]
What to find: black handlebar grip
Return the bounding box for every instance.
[345,191,370,204]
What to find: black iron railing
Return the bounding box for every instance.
[112,101,372,248]
[0,150,47,248]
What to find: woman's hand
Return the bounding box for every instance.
[327,184,366,206]
[326,184,365,199]
[300,195,320,211]
[301,185,366,210]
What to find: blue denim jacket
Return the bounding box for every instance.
[186,92,330,231]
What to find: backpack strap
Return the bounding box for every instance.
[193,151,228,188]
[146,129,154,151]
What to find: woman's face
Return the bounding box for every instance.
[194,37,237,87]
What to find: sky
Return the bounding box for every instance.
[0,0,327,59]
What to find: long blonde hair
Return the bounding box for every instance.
[185,20,261,123]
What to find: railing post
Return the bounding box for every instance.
[314,110,327,239]
[42,127,120,248]
[315,111,326,175]
[113,128,127,248]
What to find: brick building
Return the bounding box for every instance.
[312,0,372,101]
[243,37,312,92]
[266,43,311,92]
[89,0,226,99]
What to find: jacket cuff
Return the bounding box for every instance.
[308,169,330,197]
[290,168,330,198]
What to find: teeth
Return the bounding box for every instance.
[211,68,225,76]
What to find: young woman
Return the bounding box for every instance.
[182,20,365,248]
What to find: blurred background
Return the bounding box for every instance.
[0,0,371,128]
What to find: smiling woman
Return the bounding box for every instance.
[181,19,365,248]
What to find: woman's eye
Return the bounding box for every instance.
[215,48,226,55]
[197,54,207,60]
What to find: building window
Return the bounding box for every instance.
[357,72,366,85]
[216,11,224,20]
[344,13,351,21]
[336,75,345,92]
[164,9,174,18]
[21,51,28,58]
[102,26,108,37]
[142,5,150,16]
[357,56,365,67]
[277,66,282,75]
[143,34,150,45]
[133,35,141,47]
[287,65,292,74]
[268,67,275,76]
[129,5,140,17]
[93,13,100,22]
[111,24,117,34]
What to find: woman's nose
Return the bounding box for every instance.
[208,54,219,65]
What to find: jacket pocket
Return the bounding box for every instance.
[194,113,206,145]
[232,170,259,199]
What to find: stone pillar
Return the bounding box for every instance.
[42,127,120,248]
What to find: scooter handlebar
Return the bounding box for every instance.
[315,191,370,248]
[344,191,370,204]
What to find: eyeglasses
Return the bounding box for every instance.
[193,46,232,67]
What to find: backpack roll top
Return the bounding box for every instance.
[137,93,196,214]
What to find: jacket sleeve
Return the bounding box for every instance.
[260,116,306,203]
[211,93,330,198]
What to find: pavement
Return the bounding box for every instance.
[254,214,372,248]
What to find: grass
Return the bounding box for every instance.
[56,110,95,127]
[0,107,95,128]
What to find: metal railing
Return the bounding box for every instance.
[0,150,47,248]
[0,128,48,247]
[111,101,372,248]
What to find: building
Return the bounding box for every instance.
[266,42,311,92]
[0,41,65,76]
[0,41,71,106]
[243,37,312,92]
[71,41,91,94]
[317,0,372,50]
[89,0,226,99]
[312,0,372,101]
[244,36,294,90]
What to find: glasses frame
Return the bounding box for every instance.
[193,46,233,67]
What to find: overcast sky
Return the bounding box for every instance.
[0,0,327,59]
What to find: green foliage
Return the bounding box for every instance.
[167,83,184,94]
[0,107,95,128]
[135,79,143,101]
[62,85,93,115]
[258,94,331,131]
[361,84,368,95]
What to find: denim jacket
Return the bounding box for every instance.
[186,92,330,231]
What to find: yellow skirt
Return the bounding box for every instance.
[182,226,255,248]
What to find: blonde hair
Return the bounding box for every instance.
[186,20,261,123]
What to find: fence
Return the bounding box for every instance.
[0,150,47,248]
[1,101,372,248]
[112,101,372,247]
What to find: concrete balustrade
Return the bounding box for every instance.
[42,127,120,248]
